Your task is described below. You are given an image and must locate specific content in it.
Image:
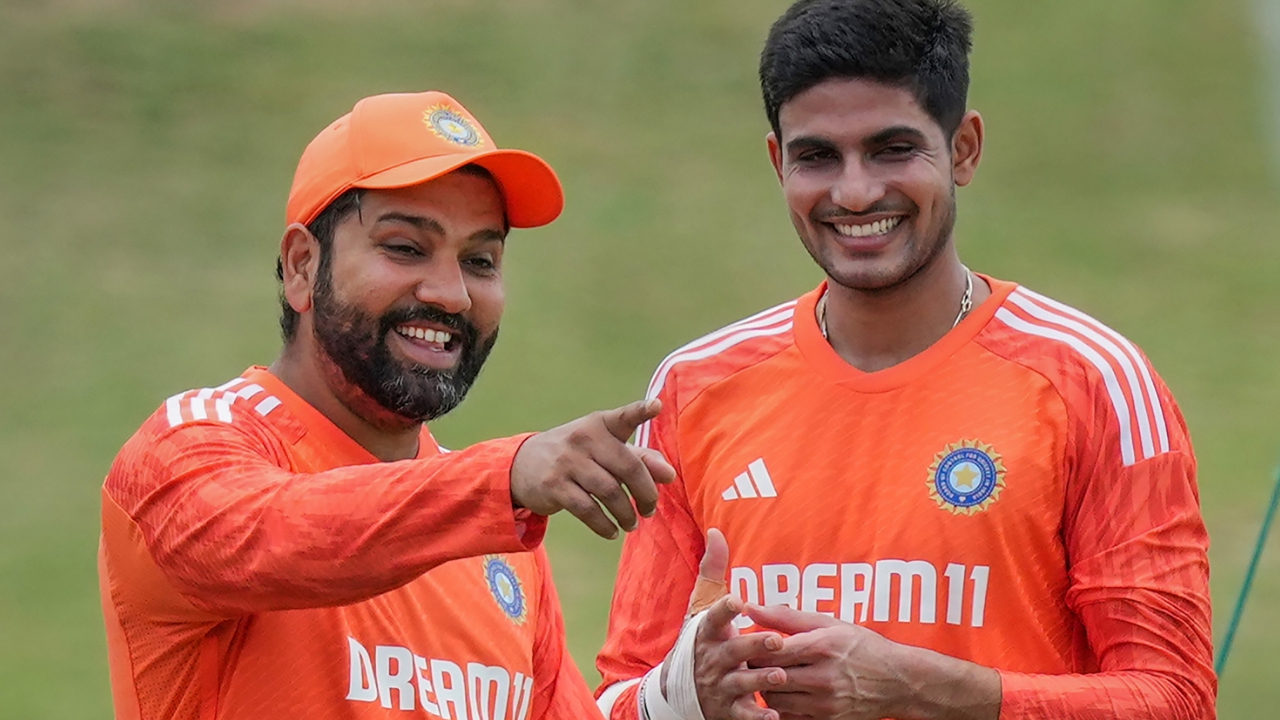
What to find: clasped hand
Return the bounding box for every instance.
[675,529,909,720]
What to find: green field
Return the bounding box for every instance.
[2,0,1278,717]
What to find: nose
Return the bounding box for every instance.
[829,157,885,213]
[413,258,472,315]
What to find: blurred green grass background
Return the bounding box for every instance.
[1,0,1278,717]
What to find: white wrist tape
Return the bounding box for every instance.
[639,609,710,720]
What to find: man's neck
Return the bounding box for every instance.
[821,253,991,373]
[269,345,422,462]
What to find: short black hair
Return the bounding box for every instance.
[276,187,365,343]
[759,0,973,138]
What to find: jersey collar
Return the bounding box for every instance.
[241,366,439,464]
[792,274,1018,393]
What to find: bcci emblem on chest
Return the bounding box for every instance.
[928,440,1007,515]
[483,556,527,625]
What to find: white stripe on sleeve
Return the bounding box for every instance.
[1019,287,1170,453]
[596,678,642,719]
[995,308,1138,466]
[165,393,185,428]
[1008,290,1156,459]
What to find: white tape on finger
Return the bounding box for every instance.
[639,609,710,720]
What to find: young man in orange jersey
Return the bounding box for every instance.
[99,91,676,720]
[595,2,1215,719]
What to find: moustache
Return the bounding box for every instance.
[812,203,914,223]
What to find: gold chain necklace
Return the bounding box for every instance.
[819,267,974,340]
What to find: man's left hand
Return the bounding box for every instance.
[745,604,1000,720]
[744,604,905,720]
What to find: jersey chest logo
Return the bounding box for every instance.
[483,556,527,625]
[928,440,1006,515]
[720,458,777,501]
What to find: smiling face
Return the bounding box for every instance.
[309,169,507,423]
[768,77,981,292]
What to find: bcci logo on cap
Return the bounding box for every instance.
[928,440,1006,515]
[483,556,526,624]
[424,105,483,147]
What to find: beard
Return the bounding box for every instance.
[310,263,497,423]
[809,187,957,293]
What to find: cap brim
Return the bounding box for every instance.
[356,149,564,229]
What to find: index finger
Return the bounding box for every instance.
[599,399,662,442]
[744,603,841,635]
[698,594,744,642]
[748,629,827,669]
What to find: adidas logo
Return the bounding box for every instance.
[721,459,777,501]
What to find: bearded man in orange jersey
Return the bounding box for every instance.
[99,91,676,720]
[595,2,1215,720]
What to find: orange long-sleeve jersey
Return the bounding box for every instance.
[100,366,601,720]
[596,278,1215,720]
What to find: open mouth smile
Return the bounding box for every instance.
[391,323,463,368]
[831,215,904,238]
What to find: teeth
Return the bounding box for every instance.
[833,216,903,238]
[397,327,453,345]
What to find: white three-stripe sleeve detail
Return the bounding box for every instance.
[233,383,265,401]
[645,306,796,400]
[1019,287,1170,453]
[189,388,215,421]
[633,410,650,452]
[254,396,282,417]
[994,308,1137,466]
[1008,291,1156,459]
[633,413,649,452]
[165,393,185,428]
[646,301,797,389]
[647,321,794,401]
[213,397,233,423]
[163,380,283,428]
[597,678,643,718]
[635,321,794,454]
[632,301,798,453]
[748,458,777,497]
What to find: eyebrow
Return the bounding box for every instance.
[785,126,931,155]
[865,125,929,146]
[785,136,839,155]
[374,212,506,244]
[471,229,506,245]
[374,212,445,234]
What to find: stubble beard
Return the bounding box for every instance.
[310,259,497,425]
[808,188,958,295]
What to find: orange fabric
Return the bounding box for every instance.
[287,91,563,228]
[596,279,1214,720]
[100,366,600,720]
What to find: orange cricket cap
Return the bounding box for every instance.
[286,91,563,229]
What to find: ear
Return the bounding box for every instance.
[766,131,785,185]
[951,110,984,187]
[279,223,321,315]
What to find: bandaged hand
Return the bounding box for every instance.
[641,529,787,720]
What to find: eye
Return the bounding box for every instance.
[463,255,499,274]
[796,148,837,164]
[383,241,423,258]
[877,144,917,159]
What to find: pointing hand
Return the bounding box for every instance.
[510,399,676,539]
